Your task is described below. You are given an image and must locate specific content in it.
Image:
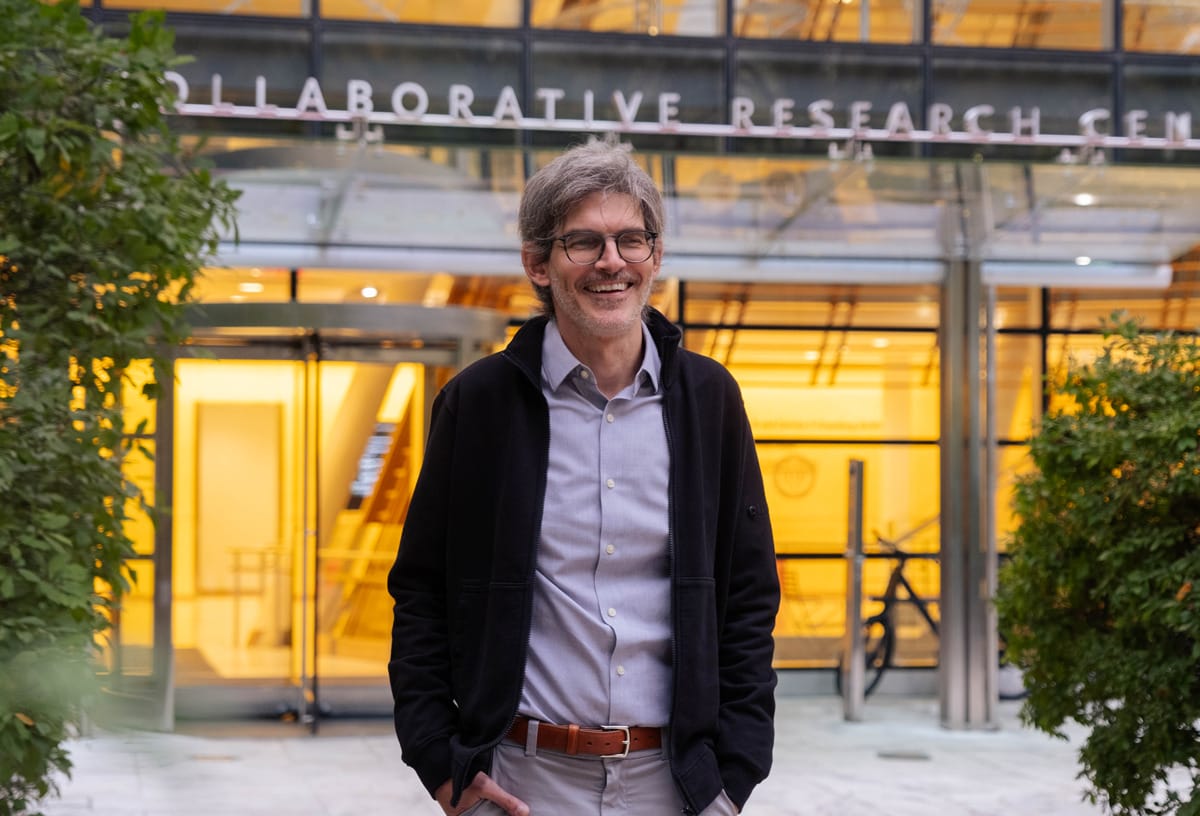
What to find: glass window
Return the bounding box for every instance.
[1123,0,1200,53]
[996,443,1032,550]
[672,154,949,260]
[993,333,1040,443]
[122,359,159,436]
[1048,268,1200,331]
[932,0,1109,50]
[122,442,157,557]
[929,57,1111,161]
[774,554,846,667]
[167,22,311,138]
[194,267,293,303]
[758,442,941,555]
[297,270,537,314]
[530,40,725,125]
[531,0,723,36]
[322,29,523,147]
[734,50,922,157]
[775,548,941,669]
[104,559,156,677]
[106,0,307,17]
[705,330,940,442]
[321,30,523,111]
[1122,63,1200,164]
[993,287,1042,330]
[684,282,941,328]
[322,0,519,25]
[735,0,917,44]
[530,40,725,151]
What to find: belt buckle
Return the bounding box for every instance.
[601,725,631,759]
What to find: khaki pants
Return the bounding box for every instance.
[463,739,739,816]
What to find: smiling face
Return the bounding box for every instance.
[523,190,661,352]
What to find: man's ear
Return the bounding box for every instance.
[522,244,550,287]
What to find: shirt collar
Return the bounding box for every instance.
[541,319,662,394]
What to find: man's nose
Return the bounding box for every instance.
[595,236,623,267]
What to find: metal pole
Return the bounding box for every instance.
[842,459,866,721]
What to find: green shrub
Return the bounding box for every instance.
[996,315,1200,815]
[0,2,237,813]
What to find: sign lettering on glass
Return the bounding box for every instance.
[165,72,1198,152]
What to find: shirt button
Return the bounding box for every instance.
[607,607,616,617]
[616,665,626,676]
[606,544,615,555]
[579,369,590,380]
[605,413,615,423]
[606,478,615,489]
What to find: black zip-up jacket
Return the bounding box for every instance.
[387,308,780,814]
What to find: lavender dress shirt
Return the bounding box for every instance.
[517,319,672,729]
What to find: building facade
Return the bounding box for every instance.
[89,0,1200,731]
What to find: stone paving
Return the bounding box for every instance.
[41,696,1108,815]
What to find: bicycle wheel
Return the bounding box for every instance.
[861,615,894,696]
[835,614,894,697]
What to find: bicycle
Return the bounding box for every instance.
[836,517,940,697]
[836,519,1029,700]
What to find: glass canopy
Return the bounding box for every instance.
[202,137,1200,289]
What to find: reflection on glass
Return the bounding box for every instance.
[321,0,520,24]
[121,359,158,436]
[932,0,1106,49]
[167,355,442,690]
[735,0,916,43]
[759,442,940,555]
[1048,268,1200,330]
[317,363,427,684]
[993,287,1042,330]
[122,443,157,557]
[996,444,1032,548]
[774,556,845,667]
[106,0,306,16]
[107,559,156,678]
[295,271,539,317]
[531,0,723,35]
[993,334,1040,442]
[768,442,940,669]
[1124,0,1200,53]
[195,267,292,303]
[672,156,951,264]
[172,358,306,687]
[685,282,941,328]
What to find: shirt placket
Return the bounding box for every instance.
[595,393,627,722]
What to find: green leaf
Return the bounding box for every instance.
[0,0,238,806]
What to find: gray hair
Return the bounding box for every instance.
[518,139,665,316]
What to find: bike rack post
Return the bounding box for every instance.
[842,459,866,721]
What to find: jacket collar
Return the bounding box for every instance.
[503,307,682,390]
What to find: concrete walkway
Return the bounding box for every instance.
[41,696,1105,815]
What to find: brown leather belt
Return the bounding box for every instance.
[505,716,662,758]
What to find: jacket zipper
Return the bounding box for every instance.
[663,375,700,816]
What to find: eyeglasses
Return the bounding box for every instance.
[549,230,658,265]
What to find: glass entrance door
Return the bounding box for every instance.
[311,352,433,716]
[154,303,508,726]
[168,344,439,723]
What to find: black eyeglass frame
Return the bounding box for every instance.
[546,230,659,265]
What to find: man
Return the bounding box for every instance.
[387,139,779,815]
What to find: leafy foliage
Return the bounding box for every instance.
[996,315,1200,815]
[0,2,238,812]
